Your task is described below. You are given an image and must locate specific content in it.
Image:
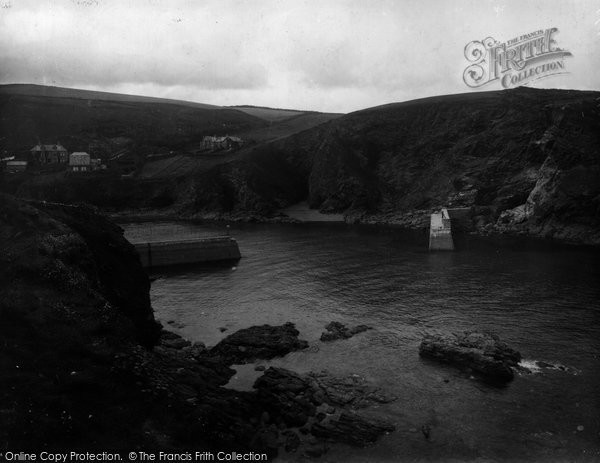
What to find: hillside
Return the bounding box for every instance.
[0,84,221,110]
[4,87,600,245]
[184,88,600,244]
[229,105,306,121]
[0,89,266,155]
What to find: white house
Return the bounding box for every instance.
[69,152,91,172]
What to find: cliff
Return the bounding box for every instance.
[0,195,394,455]
[0,195,253,450]
[185,88,600,244]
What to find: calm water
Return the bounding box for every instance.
[123,222,600,462]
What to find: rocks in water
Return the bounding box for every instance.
[310,412,395,446]
[320,321,372,342]
[254,368,316,427]
[308,371,396,408]
[253,366,396,435]
[210,322,309,364]
[419,331,521,384]
[160,330,192,349]
[283,430,301,452]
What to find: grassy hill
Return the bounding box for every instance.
[0,84,221,110]
[0,90,266,156]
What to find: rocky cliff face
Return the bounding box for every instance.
[194,87,600,244]
[0,195,395,455]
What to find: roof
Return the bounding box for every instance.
[30,144,67,152]
[69,152,91,165]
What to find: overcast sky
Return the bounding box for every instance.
[1,0,599,112]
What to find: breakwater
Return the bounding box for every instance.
[132,236,241,268]
[429,208,454,251]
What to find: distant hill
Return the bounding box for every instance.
[0,84,221,110]
[0,86,267,155]
[0,84,341,155]
[228,105,306,121]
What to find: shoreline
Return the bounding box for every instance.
[110,207,600,249]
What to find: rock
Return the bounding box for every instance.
[283,430,300,452]
[254,368,316,427]
[211,323,309,364]
[219,327,228,333]
[308,371,396,408]
[421,424,431,440]
[310,412,395,446]
[419,332,521,383]
[161,336,192,350]
[303,443,328,458]
[320,321,372,342]
[255,365,266,371]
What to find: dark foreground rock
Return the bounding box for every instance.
[211,322,309,363]
[419,332,521,383]
[311,412,395,446]
[253,367,395,450]
[320,321,372,342]
[0,194,393,457]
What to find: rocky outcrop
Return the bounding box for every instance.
[253,367,396,450]
[210,322,309,363]
[310,412,395,446]
[419,332,521,384]
[0,194,394,456]
[320,321,372,342]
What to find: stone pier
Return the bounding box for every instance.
[429,208,454,251]
[132,236,241,268]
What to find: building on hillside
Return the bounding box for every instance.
[201,135,243,151]
[30,144,69,164]
[5,160,28,173]
[69,152,91,172]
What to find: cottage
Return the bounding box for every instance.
[201,135,243,151]
[30,144,68,164]
[5,160,28,173]
[69,152,91,172]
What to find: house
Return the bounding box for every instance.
[69,152,91,172]
[30,144,68,164]
[201,135,243,151]
[5,160,28,173]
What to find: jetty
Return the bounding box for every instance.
[429,208,454,251]
[132,236,241,268]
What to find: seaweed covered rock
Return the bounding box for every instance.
[310,412,395,446]
[211,322,309,364]
[320,321,372,342]
[419,331,521,383]
[253,367,396,429]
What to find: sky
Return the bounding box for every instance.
[0,0,599,112]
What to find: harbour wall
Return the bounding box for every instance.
[429,208,455,251]
[133,237,241,268]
